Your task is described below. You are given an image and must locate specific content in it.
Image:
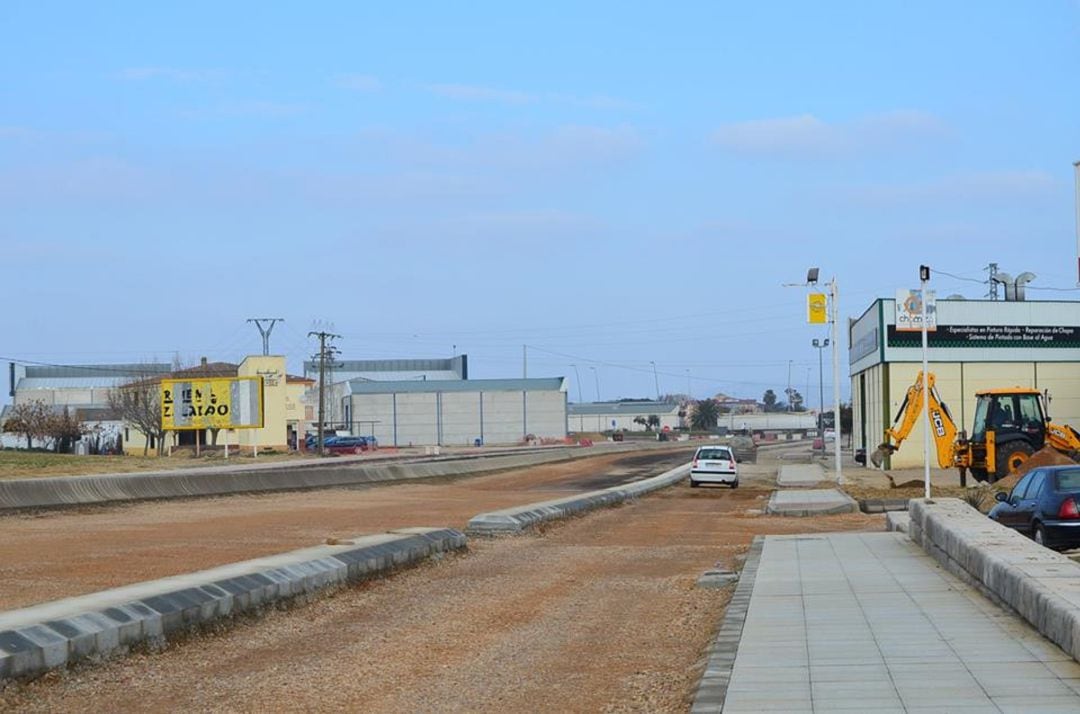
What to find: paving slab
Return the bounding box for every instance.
[766,488,858,516]
[776,464,825,488]
[692,532,1080,713]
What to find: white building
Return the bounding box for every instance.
[567,401,682,433]
[334,377,568,447]
[850,297,1080,468]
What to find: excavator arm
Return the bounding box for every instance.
[870,371,959,469]
[1046,422,1080,458]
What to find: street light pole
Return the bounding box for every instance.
[650,361,660,400]
[813,338,830,430]
[570,364,583,403]
[590,366,601,401]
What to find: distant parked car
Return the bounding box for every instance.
[690,445,738,488]
[324,436,371,455]
[988,466,1080,550]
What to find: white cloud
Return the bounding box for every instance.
[426,83,639,110]
[181,100,308,119]
[711,110,948,158]
[118,67,224,82]
[335,74,382,92]
[848,170,1057,205]
[428,83,537,104]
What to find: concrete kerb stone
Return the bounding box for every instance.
[0,527,465,684]
[466,463,691,536]
[0,444,670,512]
[775,463,825,488]
[765,488,858,517]
[690,536,765,713]
[908,498,1080,663]
[885,510,910,533]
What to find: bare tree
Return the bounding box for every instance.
[45,407,86,453]
[2,400,52,449]
[108,379,167,455]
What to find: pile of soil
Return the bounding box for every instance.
[994,447,1076,491]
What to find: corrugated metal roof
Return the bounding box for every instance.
[568,401,680,416]
[23,364,173,379]
[17,377,127,389]
[346,377,565,394]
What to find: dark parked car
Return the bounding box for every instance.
[988,466,1080,549]
[324,436,370,454]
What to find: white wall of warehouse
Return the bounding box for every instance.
[347,389,567,446]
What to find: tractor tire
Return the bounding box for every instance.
[970,467,990,483]
[995,442,1034,481]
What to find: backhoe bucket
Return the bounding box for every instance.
[869,443,894,468]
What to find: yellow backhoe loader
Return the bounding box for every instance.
[870,371,1080,482]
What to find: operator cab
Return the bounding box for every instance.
[971,391,1047,451]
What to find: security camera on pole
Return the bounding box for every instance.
[804,269,842,486]
[919,265,933,499]
[896,268,937,497]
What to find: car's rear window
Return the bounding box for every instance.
[697,449,732,460]
[1055,468,1080,490]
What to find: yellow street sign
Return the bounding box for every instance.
[808,293,828,324]
[161,376,264,430]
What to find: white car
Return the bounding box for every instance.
[690,445,738,488]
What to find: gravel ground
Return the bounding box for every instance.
[0,452,881,712]
[0,447,694,610]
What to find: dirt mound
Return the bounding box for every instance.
[994,447,1076,490]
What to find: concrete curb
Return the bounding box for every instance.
[764,489,858,517]
[860,498,910,514]
[0,527,465,684]
[908,498,1080,662]
[465,463,690,536]
[885,510,910,533]
[690,536,765,713]
[0,446,653,512]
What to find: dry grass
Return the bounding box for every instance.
[0,449,303,480]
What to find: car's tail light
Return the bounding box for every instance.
[692,459,698,468]
[1059,499,1080,519]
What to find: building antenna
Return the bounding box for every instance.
[987,264,999,301]
[247,318,285,356]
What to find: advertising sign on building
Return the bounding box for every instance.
[161,376,264,430]
[895,289,937,332]
[807,293,828,324]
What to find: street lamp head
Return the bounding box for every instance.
[806,267,820,285]
[812,338,820,347]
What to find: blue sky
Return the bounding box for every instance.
[2,1,1078,406]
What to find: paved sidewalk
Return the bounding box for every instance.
[776,464,826,487]
[714,533,1080,713]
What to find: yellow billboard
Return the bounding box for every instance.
[807,293,828,324]
[161,376,264,430]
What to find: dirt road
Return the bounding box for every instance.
[0,452,881,713]
[0,448,693,610]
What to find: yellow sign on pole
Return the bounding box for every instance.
[807,293,828,324]
[161,376,264,430]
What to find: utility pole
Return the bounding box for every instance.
[247,318,284,356]
[786,360,793,411]
[308,329,340,455]
[1074,161,1080,286]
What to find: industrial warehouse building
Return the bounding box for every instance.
[850,298,1080,469]
[330,377,568,447]
[567,401,682,433]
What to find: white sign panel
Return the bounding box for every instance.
[895,289,937,332]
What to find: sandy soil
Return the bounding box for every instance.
[0,454,880,713]
[0,448,696,610]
